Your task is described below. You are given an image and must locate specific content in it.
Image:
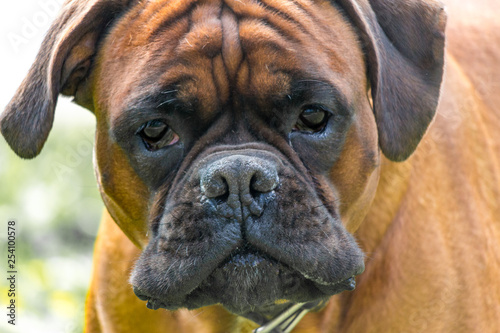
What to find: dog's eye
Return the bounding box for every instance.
[138,120,179,151]
[293,106,329,133]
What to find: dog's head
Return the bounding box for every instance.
[1,0,445,318]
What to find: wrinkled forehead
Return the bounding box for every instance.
[95,0,365,119]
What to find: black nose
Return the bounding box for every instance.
[200,155,279,214]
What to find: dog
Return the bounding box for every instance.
[2,0,500,331]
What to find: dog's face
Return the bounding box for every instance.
[1,0,446,319]
[95,0,374,314]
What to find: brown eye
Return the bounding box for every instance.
[294,106,329,132]
[139,120,179,151]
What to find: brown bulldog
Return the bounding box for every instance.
[2,0,500,332]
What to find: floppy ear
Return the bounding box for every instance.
[338,0,447,161]
[1,0,129,159]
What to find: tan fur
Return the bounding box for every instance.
[85,1,500,332]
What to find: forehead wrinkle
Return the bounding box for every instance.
[213,55,231,105]
[104,0,361,128]
[235,18,296,103]
[221,6,243,81]
[135,0,197,42]
[228,0,355,73]
[176,3,223,59]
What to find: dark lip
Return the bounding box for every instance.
[136,245,359,314]
[217,244,273,267]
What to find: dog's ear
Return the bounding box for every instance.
[338,0,446,161]
[1,0,129,159]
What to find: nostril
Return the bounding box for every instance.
[250,170,279,196]
[200,155,279,208]
[202,174,229,199]
[215,191,230,205]
[249,175,260,198]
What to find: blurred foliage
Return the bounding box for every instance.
[0,113,103,333]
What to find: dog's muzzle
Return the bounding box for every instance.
[130,149,365,318]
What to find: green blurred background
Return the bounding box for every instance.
[1,1,103,332]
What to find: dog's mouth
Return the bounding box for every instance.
[133,244,359,317]
[131,149,365,317]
